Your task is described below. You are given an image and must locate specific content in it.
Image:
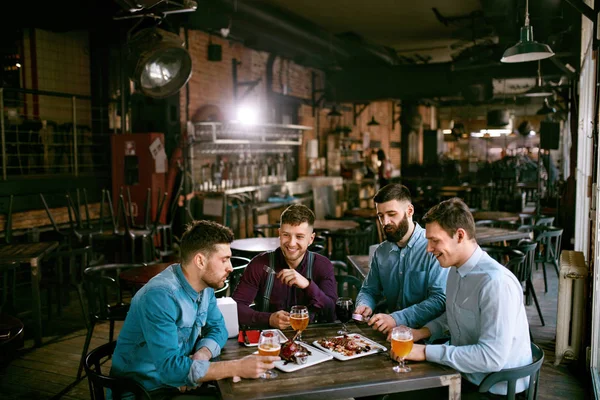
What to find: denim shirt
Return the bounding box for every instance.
[355,223,448,328]
[425,246,532,395]
[111,264,228,392]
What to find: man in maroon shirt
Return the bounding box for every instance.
[232,204,337,329]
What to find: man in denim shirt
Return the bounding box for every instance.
[354,184,447,335]
[111,220,279,398]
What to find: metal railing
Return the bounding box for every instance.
[0,87,117,180]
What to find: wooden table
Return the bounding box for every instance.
[0,241,59,346]
[472,211,520,222]
[344,208,377,219]
[231,237,280,257]
[347,255,370,279]
[119,262,172,289]
[216,323,460,399]
[475,227,531,245]
[313,219,359,231]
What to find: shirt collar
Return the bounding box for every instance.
[389,222,423,252]
[174,263,203,302]
[456,245,483,277]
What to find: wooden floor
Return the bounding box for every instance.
[0,262,594,399]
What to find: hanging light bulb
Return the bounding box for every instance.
[367,116,380,126]
[327,106,342,117]
[501,0,554,63]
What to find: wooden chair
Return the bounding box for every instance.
[478,342,544,400]
[84,341,151,400]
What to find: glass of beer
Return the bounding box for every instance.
[336,297,353,335]
[257,330,281,379]
[290,305,309,340]
[391,326,413,373]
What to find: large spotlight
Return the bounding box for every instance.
[128,27,192,98]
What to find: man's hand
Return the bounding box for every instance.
[368,313,396,335]
[390,343,426,362]
[269,310,290,329]
[235,355,280,379]
[190,347,212,361]
[277,269,310,289]
[354,304,373,319]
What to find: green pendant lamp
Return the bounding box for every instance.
[501,0,554,63]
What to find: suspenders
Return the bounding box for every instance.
[261,251,315,312]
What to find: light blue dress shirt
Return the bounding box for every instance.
[111,264,228,392]
[425,246,532,395]
[355,223,448,328]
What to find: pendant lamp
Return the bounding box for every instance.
[501,0,554,63]
[522,61,553,97]
[327,106,342,118]
[536,98,557,115]
[367,116,380,126]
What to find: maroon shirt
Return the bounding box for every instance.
[232,248,337,328]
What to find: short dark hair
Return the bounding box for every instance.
[180,220,234,264]
[421,198,476,239]
[280,204,315,227]
[373,183,412,204]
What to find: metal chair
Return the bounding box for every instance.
[478,342,544,400]
[308,243,326,256]
[215,281,230,298]
[78,263,145,379]
[324,225,374,261]
[228,256,251,295]
[534,227,563,293]
[84,341,151,400]
[0,262,24,366]
[335,274,362,303]
[515,240,544,326]
[475,219,497,227]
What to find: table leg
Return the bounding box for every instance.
[30,259,43,347]
[446,375,461,400]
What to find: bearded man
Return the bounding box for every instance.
[354,184,448,335]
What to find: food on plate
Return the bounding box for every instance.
[316,334,375,357]
[280,339,312,364]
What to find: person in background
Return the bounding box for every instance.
[354,184,447,335]
[233,204,337,329]
[111,220,279,399]
[397,198,532,398]
[377,149,392,187]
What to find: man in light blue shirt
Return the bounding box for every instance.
[111,220,279,398]
[402,198,532,397]
[354,184,447,335]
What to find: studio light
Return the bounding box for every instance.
[500,0,554,63]
[128,27,192,98]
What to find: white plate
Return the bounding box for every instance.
[243,329,288,347]
[255,342,334,372]
[312,333,387,361]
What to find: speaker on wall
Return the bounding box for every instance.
[540,121,560,150]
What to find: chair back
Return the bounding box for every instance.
[0,262,19,314]
[84,341,151,400]
[335,274,362,302]
[475,220,497,227]
[229,256,251,294]
[83,264,144,322]
[308,243,326,256]
[535,216,554,227]
[478,342,544,400]
[515,240,537,283]
[535,227,563,263]
[253,224,279,238]
[215,281,230,298]
[325,225,374,261]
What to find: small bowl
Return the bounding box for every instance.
[294,351,308,365]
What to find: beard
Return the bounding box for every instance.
[384,213,409,243]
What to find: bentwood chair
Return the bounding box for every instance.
[79,263,144,379]
[478,342,544,400]
[228,256,251,295]
[534,227,563,293]
[84,341,151,400]
[515,240,544,326]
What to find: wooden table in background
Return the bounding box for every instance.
[475,226,531,245]
[344,208,377,219]
[313,219,359,231]
[0,241,59,346]
[119,262,172,289]
[472,211,520,222]
[216,323,460,399]
[347,255,370,279]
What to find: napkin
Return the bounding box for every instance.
[238,330,260,345]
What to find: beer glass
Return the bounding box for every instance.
[257,330,281,379]
[290,305,309,340]
[336,297,353,335]
[391,326,413,373]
